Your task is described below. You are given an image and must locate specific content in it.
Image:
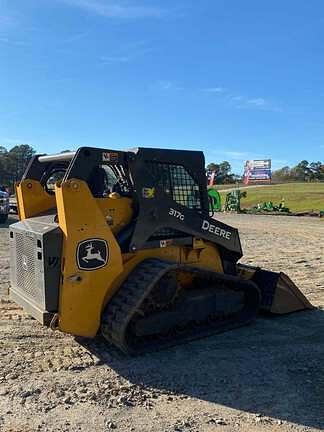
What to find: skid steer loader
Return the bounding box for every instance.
[9,147,312,354]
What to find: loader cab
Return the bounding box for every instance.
[87,164,133,198]
[41,162,127,199]
[18,146,208,213]
[87,165,114,197]
[43,167,67,194]
[16,146,227,253]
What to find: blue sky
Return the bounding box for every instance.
[1,0,324,173]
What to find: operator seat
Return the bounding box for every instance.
[88,166,109,197]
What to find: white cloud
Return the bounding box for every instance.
[234,96,283,112]
[0,37,28,46]
[201,87,226,93]
[63,32,89,43]
[0,15,16,28]
[60,0,165,19]
[148,80,283,113]
[230,96,242,102]
[100,43,152,64]
[247,98,266,107]
[222,151,250,160]
[152,80,183,91]
[101,54,133,63]
[159,80,172,90]
[199,87,283,112]
[214,149,271,161]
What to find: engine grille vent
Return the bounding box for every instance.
[15,233,40,302]
[10,216,63,315]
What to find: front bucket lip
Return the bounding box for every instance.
[269,271,314,314]
[236,263,313,314]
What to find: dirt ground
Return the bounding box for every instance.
[1,214,324,432]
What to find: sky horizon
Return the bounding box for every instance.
[1,0,324,175]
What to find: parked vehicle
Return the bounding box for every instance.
[0,189,10,223]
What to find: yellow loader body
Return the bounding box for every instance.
[10,147,312,354]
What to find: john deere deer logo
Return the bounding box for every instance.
[82,243,106,264]
[77,239,109,270]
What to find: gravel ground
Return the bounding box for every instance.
[0,214,324,432]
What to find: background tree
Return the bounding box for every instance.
[272,160,324,183]
[309,161,324,181]
[206,160,236,184]
[208,159,324,185]
[0,144,36,192]
[272,166,291,182]
[206,163,219,172]
[290,160,311,182]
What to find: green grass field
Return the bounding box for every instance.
[213,184,241,191]
[219,183,324,212]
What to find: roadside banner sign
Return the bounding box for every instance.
[244,159,272,184]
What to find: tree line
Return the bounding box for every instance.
[0,144,35,192]
[272,160,324,182]
[207,159,324,184]
[0,144,322,192]
[206,161,240,184]
[0,144,75,193]
[0,145,241,190]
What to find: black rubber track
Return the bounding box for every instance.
[101,259,260,355]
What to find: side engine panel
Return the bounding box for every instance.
[9,215,62,325]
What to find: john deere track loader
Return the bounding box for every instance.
[9,147,312,354]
